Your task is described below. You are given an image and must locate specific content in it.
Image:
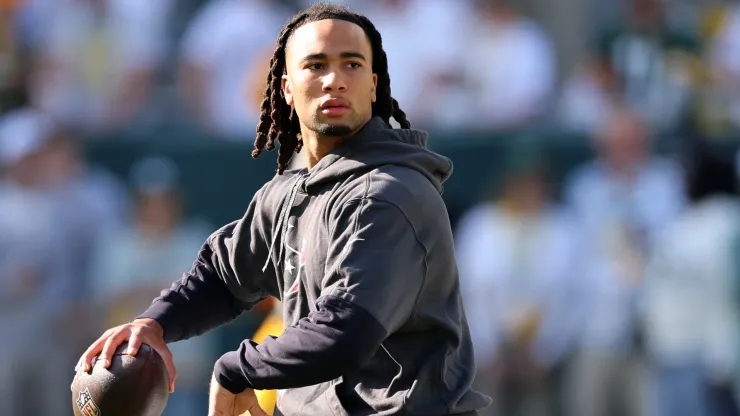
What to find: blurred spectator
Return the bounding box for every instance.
[24,0,172,133]
[456,142,581,416]
[642,142,740,416]
[352,0,473,129]
[562,106,685,416]
[459,0,556,131]
[590,0,699,133]
[90,155,215,416]
[0,108,89,415]
[558,53,620,136]
[178,0,291,138]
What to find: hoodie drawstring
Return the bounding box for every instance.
[261,174,304,273]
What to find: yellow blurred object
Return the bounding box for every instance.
[510,306,541,343]
[701,5,730,39]
[255,389,277,415]
[252,313,284,415]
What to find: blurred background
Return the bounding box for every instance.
[3,0,740,415]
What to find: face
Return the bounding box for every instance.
[283,19,377,138]
[599,111,648,169]
[505,172,547,212]
[633,0,662,27]
[137,192,180,231]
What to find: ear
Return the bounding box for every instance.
[282,75,294,106]
[371,73,378,103]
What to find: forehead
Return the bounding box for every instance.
[286,19,372,59]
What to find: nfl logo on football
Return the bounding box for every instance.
[76,387,101,416]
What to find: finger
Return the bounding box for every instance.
[99,329,128,369]
[78,331,113,372]
[152,343,177,393]
[126,329,143,356]
[249,405,270,416]
[249,403,270,416]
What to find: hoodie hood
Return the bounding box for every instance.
[303,117,453,194]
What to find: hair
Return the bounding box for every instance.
[251,2,411,174]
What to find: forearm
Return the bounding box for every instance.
[214,295,386,393]
[137,242,247,343]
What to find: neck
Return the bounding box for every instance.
[502,198,541,217]
[606,157,644,182]
[138,220,175,241]
[301,130,347,170]
[485,6,517,23]
[299,118,373,170]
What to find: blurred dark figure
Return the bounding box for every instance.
[456,142,581,416]
[90,156,214,416]
[642,141,740,416]
[563,106,685,416]
[0,0,30,114]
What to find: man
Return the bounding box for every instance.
[75,3,491,415]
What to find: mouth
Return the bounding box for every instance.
[320,98,350,116]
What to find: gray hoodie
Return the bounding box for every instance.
[140,117,491,415]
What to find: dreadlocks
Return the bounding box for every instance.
[251,2,411,175]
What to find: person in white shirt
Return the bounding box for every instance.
[26,0,172,133]
[350,0,473,129]
[642,142,740,416]
[460,0,556,131]
[178,0,291,138]
[456,143,582,416]
[563,106,685,416]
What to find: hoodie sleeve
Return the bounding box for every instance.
[214,197,426,392]
[137,188,276,343]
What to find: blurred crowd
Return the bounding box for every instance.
[2,0,740,138]
[2,0,740,415]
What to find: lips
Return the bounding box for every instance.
[320,98,349,110]
[320,98,350,117]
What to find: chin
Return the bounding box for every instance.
[310,110,367,137]
[315,121,353,137]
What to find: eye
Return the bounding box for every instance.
[306,63,323,70]
[347,62,362,69]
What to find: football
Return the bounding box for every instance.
[71,342,169,416]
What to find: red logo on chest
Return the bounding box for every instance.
[285,237,307,297]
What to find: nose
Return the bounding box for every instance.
[321,70,347,92]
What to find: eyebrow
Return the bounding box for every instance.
[300,51,367,63]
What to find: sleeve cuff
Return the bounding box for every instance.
[136,299,181,344]
[214,350,252,394]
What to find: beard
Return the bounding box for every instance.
[315,122,352,137]
[310,111,355,137]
